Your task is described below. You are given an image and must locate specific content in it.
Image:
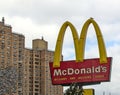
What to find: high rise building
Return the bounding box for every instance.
[0,17,25,95]
[23,39,63,95]
[0,18,63,95]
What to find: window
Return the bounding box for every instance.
[2,31,5,34]
[35,89,39,91]
[35,93,38,95]
[35,62,39,64]
[35,85,39,87]
[2,40,4,43]
[1,36,4,39]
[35,81,39,83]
[1,55,4,58]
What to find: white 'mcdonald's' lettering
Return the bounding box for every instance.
[53,66,107,76]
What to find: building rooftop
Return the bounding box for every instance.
[0,17,11,28]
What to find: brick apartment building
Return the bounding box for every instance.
[0,17,63,95]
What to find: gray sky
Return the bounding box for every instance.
[0,0,120,95]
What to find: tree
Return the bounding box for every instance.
[0,67,17,94]
[64,83,84,95]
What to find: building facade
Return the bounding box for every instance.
[0,18,63,95]
[0,17,25,95]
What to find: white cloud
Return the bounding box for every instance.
[4,16,59,49]
[0,0,120,94]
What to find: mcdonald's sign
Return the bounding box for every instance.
[49,18,112,85]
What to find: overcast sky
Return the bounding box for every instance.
[0,0,120,95]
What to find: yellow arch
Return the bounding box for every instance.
[53,18,107,68]
[79,18,107,63]
[53,21,79,67]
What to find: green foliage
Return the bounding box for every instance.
[64,83,84,95]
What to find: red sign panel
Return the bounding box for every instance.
[49,57,112,85]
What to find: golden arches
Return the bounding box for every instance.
[79,18,107,63]
[53,21,79,67]
[53,18,107,68]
